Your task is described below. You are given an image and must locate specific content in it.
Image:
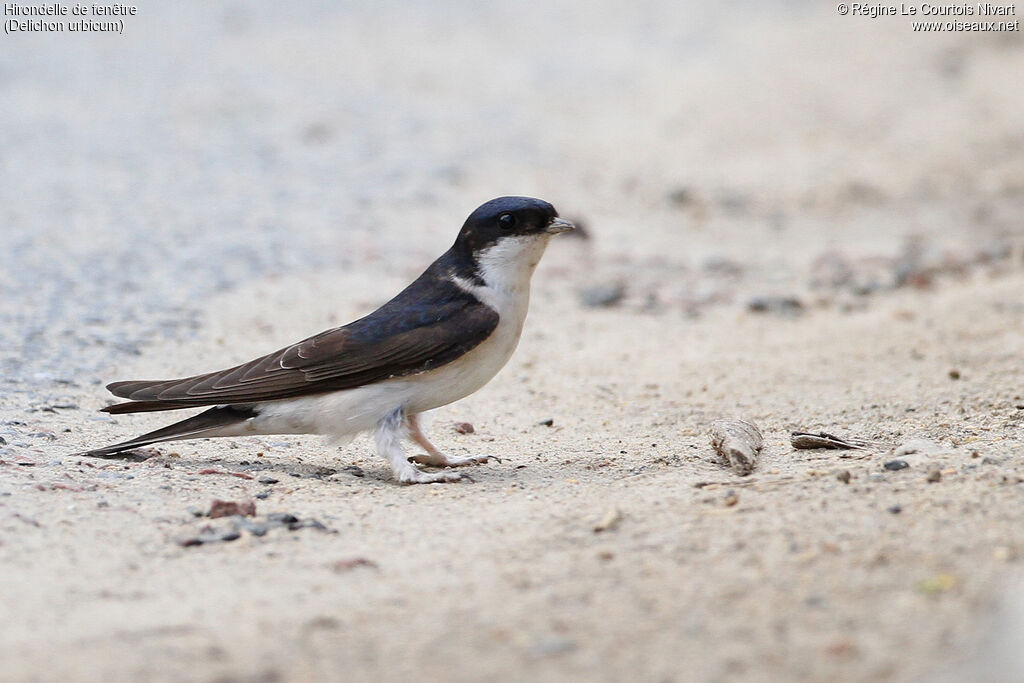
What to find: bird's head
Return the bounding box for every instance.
[454,196,574,256]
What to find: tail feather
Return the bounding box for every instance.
[76,406,256,458]
[102,400,195,414]
[107,379,168,399]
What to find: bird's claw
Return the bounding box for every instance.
[408,453,499,467]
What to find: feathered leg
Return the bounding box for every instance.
[375,408,464,484]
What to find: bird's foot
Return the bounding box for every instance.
[378,409,485,484]
[395,463,467,484]
[408,452,500,467]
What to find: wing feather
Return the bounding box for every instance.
[107,272,498,409]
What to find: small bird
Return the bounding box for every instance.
[79,197,574,483]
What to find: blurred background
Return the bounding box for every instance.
[2,0,1021,389]
[2,4,1024,680]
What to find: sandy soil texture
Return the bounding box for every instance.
[2,2,1024,681]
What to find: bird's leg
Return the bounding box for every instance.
[405,413,499,467]
[375,408,463,484]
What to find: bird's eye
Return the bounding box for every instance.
[498,213,517,230]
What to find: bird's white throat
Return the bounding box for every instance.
[468,234,553,298]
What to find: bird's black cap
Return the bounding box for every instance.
[455,196,571,254]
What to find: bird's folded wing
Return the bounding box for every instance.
[106,295,499,408]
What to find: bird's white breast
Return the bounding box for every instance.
[406,233,552,412]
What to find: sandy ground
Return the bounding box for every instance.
[3,2,1024,681]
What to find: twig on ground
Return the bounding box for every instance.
[790,431,893,451]
[709,418,763,476]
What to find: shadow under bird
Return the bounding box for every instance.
[77,197,574,483]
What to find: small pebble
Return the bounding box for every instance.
[926,468,942,483]
[266,513,329,532]
[268,513,301,526]
[723,490,740,507]
[454,422,475,434]
[537,418,554,427]
[747,295,803,315]
[258,477,279,485]
[993,546,1015,562]
[300,518,328,531]
[180,527,241,547]
[530,636,577,658]
[235,518,268,537]
[917,573,956,594]
[254,491,271,500]
[208,499,256,518]
[593,506,622,533]
[887,504,902,514]
[892,439,942,457]
[884,459,910,471]
[948,369,961,380]
[836,470,852,484]
[667,186,695,206]
[332,557,378,572]
[579,282,625,308]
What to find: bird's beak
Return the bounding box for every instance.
[545,217,575,235]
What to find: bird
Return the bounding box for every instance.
[78,196,574,484]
